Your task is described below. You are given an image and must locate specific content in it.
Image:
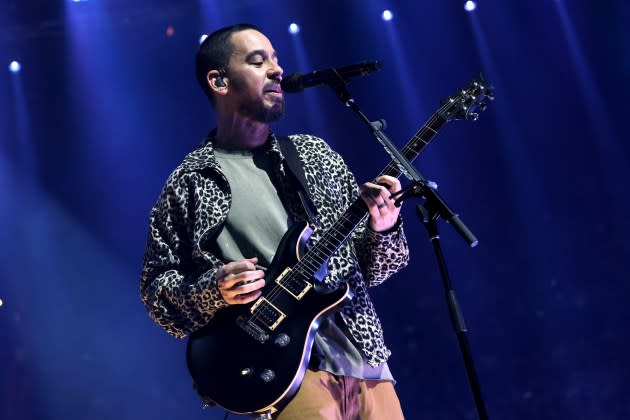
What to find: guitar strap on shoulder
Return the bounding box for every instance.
[276,135,320,227]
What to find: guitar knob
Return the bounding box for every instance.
[260,369,276,382]
[275,333,291,347]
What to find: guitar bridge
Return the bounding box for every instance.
[236,315,270,344]
[250,298,286,331]
[275,268,312,300]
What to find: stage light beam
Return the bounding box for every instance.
[9,61,21,73]
[288,23,300,35]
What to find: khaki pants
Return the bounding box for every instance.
[276,369,404,419]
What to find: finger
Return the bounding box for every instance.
[232,289,263,305]
[227,258,259,274]
[224,289,261,305]
[361,192,385,221]
[373,175,401,194]
[374,174,400,186]
[377,187,394,209]
[223,278,265,296]
[374,176,404,209]
[216,257,259,279]
[363,182,393,211]
[223,279,265,305]
[359,188,381,210]
[219,270,265,289]
[361,190,392,216]
[360,182,389,200]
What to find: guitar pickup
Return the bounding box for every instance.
[250,298,286,331]
[275,268,312,300]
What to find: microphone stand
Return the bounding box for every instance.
[325,74,489,420]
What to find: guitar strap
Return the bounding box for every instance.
[276,136,320,227]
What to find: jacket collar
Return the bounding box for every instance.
[179,129,286,174]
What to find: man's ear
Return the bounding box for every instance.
[207,69,228,93]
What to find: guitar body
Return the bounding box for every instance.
[186,221,352,414]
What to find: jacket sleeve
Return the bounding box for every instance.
[139,172,228,338]
[353,219,409,287]
[318,139,410,288]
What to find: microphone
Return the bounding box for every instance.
[280,60,381,93]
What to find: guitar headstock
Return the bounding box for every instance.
[439,73,495,122]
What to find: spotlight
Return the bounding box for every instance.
[382,10,394,21]
[199,34,208,45]
[9,61,21,73]
[0,298,3,307]
[464,1,477,12]
[288,23,300,35]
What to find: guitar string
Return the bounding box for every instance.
[249,83,486,325]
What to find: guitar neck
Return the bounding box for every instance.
[298,114,449,276]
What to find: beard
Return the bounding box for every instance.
[229,76,285,123]
[238,96,285,123]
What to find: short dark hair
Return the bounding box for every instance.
[195,23,261,104]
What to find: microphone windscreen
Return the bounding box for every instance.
[280,73,304,93]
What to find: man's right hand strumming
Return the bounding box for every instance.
[216,257,266,304]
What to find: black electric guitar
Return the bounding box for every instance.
[186,75,494,416]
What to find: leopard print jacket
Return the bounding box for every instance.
[140,133,409,367]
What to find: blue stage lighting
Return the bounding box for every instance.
[288,23,300,35]
[465,1,477,12]
[382,10,394,21]
[9,61,21,73]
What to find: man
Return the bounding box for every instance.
[140,23,409,419]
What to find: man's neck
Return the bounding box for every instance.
[214,117,270,151]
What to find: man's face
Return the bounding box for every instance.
[224,30,285,123]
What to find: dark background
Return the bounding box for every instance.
[1,1,628,419]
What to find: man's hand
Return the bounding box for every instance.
[359,175,402,232]
[216,257,265,304]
